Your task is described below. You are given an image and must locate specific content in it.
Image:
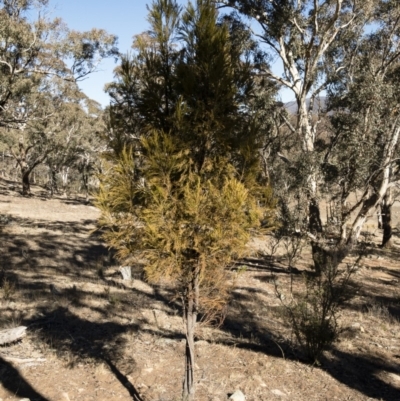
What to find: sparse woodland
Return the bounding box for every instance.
[1,1,400,400]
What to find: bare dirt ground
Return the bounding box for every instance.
[0,178,400,401]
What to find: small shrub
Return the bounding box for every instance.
[283,280,339,362]
[277,252,357,363]
[1,278,16,300]
[103,286,119,305]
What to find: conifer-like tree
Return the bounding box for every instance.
[98,1,275,399]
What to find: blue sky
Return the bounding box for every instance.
[48,0,291,107]
[48,0,186,107]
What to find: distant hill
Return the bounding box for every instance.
[285,97,327,114]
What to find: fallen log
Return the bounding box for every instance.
[0,326,27,345]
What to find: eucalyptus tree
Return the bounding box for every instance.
[216,0,376,236]
[0,0,117,128]
[326,0,400,247]
[44,98,105,198]
[6,82,82,195]
[72,99,106,200]
[0,0,117,195]
[98,1,276,399]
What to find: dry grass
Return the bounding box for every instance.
[0,178,400,400]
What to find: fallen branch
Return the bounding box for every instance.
[0,355,46,364]
[0,326,27,345]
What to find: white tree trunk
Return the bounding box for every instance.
[346,126,400,245]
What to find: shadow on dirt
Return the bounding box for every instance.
[2,204,400,400]
[61,198,93,206]
[0,212,154,399]
[0,215,110,279]
[0,356,50,401]
[235,256,299,273]
[23,303,185,401]
[219,270,400,401]
[25,306,145,401]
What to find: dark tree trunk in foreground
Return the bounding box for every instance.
[21,167,31,196]
[381,189,393,248]
[309,198,323,234]
[310,198,326,275]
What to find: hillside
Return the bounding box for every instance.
[0,179,400,401]
[285,97,327,115]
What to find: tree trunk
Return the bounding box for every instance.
[309,196,325,275]
[340,220,348,242]
[183,265,199,401]
[381,189,393,248]
[49,168,57,197]
[345,192,379,246]
[377,203,383,229]
[344,126,399,246]
[81,166,89,201]
[298,103,326,274]
[311,243,326,276]
[22,167,31,196]
[11,138,48,197]
[61,166,69,193]
[309,198,323,234]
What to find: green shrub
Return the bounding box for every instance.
[277,252,356,363]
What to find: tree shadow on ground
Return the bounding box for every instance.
[0,215,111,280]
[25,306,147,401]
[320,349,400,401]
[2,205,399,399]
[23,304,185,401]
[360,242,400,259]
[353,279,400,321]
[335,266,400,322]
[0,278,181,398]
[61,198,93,206]
[0,211,184,400]
[219,274,400,401]
[0,356,50,401]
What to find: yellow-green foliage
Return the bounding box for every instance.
[97,131,274,320]
[97,0,277,333]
